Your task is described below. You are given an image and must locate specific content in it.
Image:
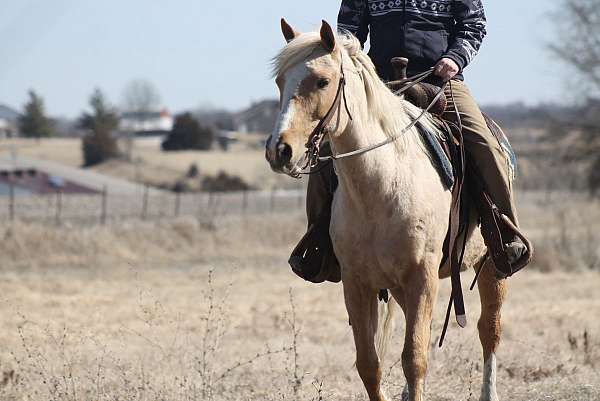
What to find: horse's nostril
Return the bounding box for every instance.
[276,140,292,165]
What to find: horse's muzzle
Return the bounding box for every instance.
[266,136,294,173]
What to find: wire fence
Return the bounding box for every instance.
[0,185,306,225]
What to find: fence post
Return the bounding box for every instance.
[100,186,107,225]
[213,192,220,215]
[197,191,204,219]
[242,188,248,214]
[208,189,215,208]
[141,184,149,220]
[174,191,181,217]
[9,181,14,222]
[270,187,276,212]
[55,189,62,225]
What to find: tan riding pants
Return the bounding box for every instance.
[442,79,519,228]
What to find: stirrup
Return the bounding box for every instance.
[494,214,533,279]
[288,215,341,284]
[468,171,533,279]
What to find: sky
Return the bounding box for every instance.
[0,0,562,118]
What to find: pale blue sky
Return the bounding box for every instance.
[0,0,561,118]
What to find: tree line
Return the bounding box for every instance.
[17,83,216,167]
[548,0,600,195]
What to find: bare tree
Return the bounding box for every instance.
[548,0,600,194]
[122,79,162,113]
[120,79,162,161]
[549,0,600,95]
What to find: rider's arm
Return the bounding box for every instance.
[337,0,369,47]
[444,0,487,72]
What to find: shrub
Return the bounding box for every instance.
[82,132,119,167]
[162,113,214,151]
[79,89,120,167]
[201,171,253,192]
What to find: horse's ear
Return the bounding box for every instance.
[320,20,336,53]
[281,18,300,43]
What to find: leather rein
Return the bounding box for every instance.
[291,64,446,178]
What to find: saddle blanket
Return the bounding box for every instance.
[415,119,518,191]
[417,121,455,189]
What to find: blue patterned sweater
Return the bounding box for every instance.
[338,0,487,83]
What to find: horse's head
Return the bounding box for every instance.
[266,19,352,175]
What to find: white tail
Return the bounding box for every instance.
[375,297,398,363]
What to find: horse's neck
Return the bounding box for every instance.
[330,113,424,206]
[329,66,436,208]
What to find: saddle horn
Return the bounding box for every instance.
[391,57,409,80]
[389,57,447,116]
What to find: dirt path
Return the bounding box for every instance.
[0,154,148,194]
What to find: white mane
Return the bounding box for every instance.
[336,33,441,144]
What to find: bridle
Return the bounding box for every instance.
[292,62,352,177]
[290,59,446,178]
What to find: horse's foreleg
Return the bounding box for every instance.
[401,266,438,401]
[476,258,507,401]
[389,288,410,401]
[343,279,389,401]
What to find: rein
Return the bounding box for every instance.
[294,65,445,177]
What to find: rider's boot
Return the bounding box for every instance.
[288,143,341,283]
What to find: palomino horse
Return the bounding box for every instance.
[265,19,506,401]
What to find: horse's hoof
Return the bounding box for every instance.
[401,385,409,401]
[479,391,500,401]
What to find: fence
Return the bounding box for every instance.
[0,185,306,225]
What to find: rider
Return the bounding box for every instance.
[291,0,527,282]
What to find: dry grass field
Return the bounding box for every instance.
[0,187,598,401]
[0,138,599,400]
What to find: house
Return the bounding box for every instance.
[119,108,174,136]
[0,104,20,138]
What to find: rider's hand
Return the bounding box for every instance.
[434,58,460,81]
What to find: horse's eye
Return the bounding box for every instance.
[316,78,330,89]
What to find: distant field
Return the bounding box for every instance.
[0,137,297,190]
[0,138,84,168]
[0,129,585,192]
